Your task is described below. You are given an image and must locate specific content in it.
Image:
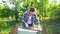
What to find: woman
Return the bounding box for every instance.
[22,7,42,31]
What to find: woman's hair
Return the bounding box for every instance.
[29,7,35,12]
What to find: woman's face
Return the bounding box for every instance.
[30,11,35,16]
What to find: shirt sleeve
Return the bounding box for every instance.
[22,13,29,27]
[22,14,26,23]
[34,13,40,25]
[22,10,28,23]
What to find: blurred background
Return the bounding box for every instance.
[0,0,60,34]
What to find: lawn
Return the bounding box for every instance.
[0,18,60,34]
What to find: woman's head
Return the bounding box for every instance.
[29,7,36,16]
[29,7,35,12]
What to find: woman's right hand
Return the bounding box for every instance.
[25,23,29,27]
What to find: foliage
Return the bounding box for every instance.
[0,0,60,34]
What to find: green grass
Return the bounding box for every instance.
[0,18,60,34]
[41,18,60,34]
[0,18,20,34]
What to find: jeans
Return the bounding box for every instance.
[22,22,34,28]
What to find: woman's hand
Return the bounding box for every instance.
[38,24,42,31]
[25,23,29,27]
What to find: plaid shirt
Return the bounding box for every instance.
[22,10,40,25]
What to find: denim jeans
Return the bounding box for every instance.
[22,22,34,28]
